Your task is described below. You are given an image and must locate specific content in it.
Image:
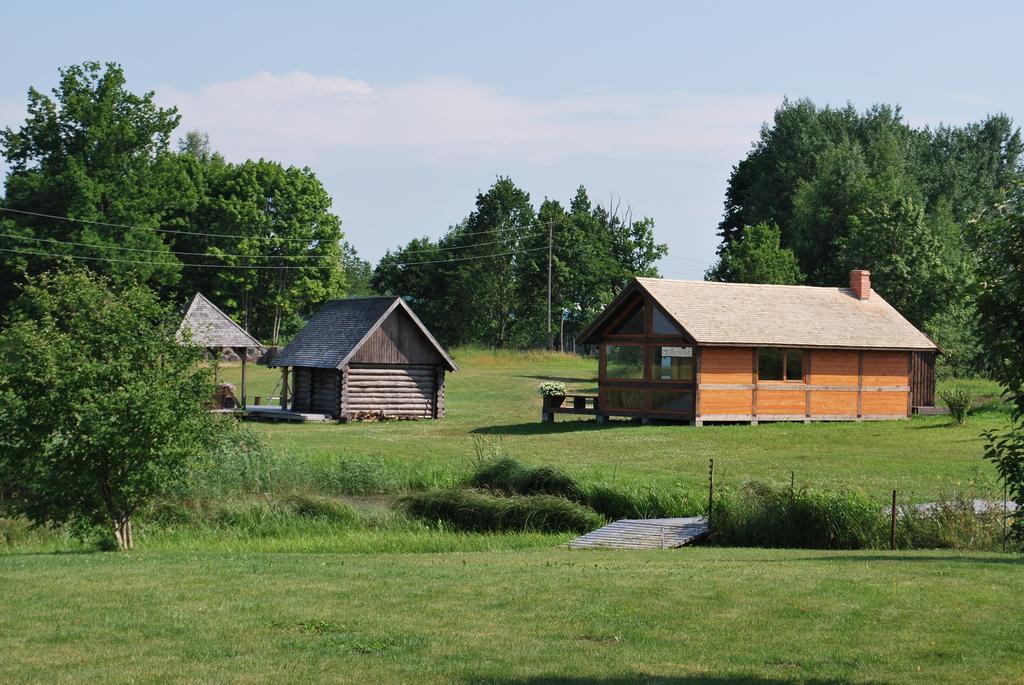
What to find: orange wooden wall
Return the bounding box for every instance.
[698,347,910,420]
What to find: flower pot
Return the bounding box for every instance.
[544,394,567,408]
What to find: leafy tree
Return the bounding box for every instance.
[837,196,951,326]
[977,181,1024,533]
[373,180,665,349]
[717,98,1022,373]
[341,240,375,296]
[0,62,190,310]
[0,270,214,549]
[174,158,346,343]
[706,222,803,284]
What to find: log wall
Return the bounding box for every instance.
[343,364,438,419]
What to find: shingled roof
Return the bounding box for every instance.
[579,278,938,351]
[270,297,457,370]
[178,292,261,349]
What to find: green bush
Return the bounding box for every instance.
[939,387,973,425]
[709,481,886,549]
[468,454,699,519]
[469,456,582,500]
[397,489,604,533]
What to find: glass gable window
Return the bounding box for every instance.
[757,348,784,381]
[652,346,694,381]
[786,350,804,381]
[611,304,644,335]
[605,345,644,379]
[652,307,682,335]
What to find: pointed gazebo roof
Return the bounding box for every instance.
[177,293,261,349]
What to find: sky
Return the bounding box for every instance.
[1,1,1022,279]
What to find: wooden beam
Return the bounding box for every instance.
[238,347,248,409]
[856,351,864,420]
[280,366,290,410]
[751,348,758,425]
[805,349,812,422]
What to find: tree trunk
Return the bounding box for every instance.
[113,516,133,550]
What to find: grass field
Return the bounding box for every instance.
[220,348,1010,502]
[1,547,1020,684]
[2,349,1018,684]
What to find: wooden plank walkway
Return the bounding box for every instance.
[243,406,334,422]
[567,516,710,550]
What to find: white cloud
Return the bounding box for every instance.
[156,71,778,165]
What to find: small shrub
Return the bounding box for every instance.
[397,489,604,533]
[536,381,568,397]
[938,387,972,425]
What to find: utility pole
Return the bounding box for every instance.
[547,220,553,350]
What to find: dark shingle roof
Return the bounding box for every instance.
[272,297,457,370]
[178,293,261,349]
[272,297,395,368]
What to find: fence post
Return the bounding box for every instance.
[707,458,715,516]
[890,489,897,551]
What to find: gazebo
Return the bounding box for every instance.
[177,292,262,408]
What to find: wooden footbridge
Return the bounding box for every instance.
[566,516,710,550]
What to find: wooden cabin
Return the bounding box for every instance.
[178,292,262,408]
[268,297,457,421]
[572,270,939,425]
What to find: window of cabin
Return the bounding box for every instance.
[652,307,682,335]
[652,346,694,381]
[757,348,784,381]
[758,347,804,382]
[602,388,645,410]
[605,345,644,379]
[650,390,694,413]
[786,350,804,381]
[610,303,644,335]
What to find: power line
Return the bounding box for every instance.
[0,206,549,254]
[0,232,335,261]
[396,245,550,266]
[0,229,546,261]
[0,206,323,242]
[0,242,553,270]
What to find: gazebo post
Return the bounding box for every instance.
[280,366,289,410]
[238,347,248,409]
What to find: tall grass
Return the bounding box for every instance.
[397,489,604,533]
[177,420,435,500]
[709,481,1016,551]
[468,451,700,519]
[710,481,889,549]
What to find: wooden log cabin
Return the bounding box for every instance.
[573,270,938,425]
[269,297,457,421]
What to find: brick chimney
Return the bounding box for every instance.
[850,270,871,300]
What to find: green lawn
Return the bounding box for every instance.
[1,547,1019,684]
[220,349,1010,502]
[1,350,1017,683]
